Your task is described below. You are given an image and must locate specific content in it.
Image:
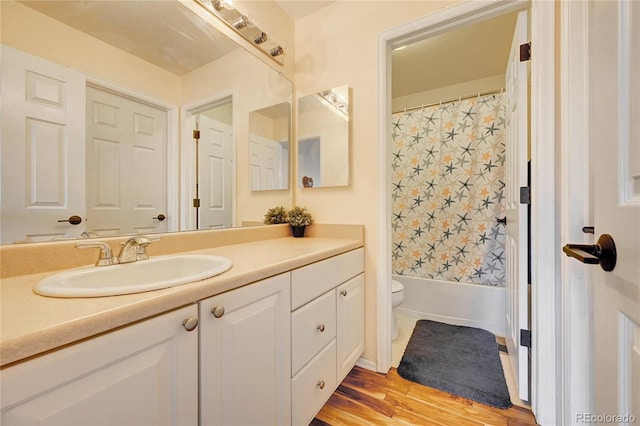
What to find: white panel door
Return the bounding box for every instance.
[587,1,640,420]
[197,115,233,229]
[86,87,167,237]
[0,305,198,426]
[249,133,283,190]
[504,10,530,402]
[1,46,86,243]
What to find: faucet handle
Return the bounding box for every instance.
[134,235,161,261]
[76,241,119,266]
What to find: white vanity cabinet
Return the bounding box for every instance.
[0,304,199,426]
[199,273,291,426]
[290,248,364,425]
[336,274,365,383]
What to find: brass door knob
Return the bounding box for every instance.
[58,215,82,225]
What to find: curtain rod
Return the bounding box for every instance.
[392,88,504,114]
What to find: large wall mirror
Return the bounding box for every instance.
[0,0,292,244]
[297,85,350,188]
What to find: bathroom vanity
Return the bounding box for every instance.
[0,224,364,425]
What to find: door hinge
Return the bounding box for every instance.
[520,42,531,62]
[193,130,200,140]
[193,198,200,208]
[519,186,531,205]
[520,329,532,348]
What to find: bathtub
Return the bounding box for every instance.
[393,275,506,337]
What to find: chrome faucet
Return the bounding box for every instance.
[76,236,160,266]
[117,236,160,263]
[76,241,119,266]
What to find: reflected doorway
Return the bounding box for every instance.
[183,97,234,230]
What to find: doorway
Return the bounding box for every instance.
[182,96,235,230]
[377,1,558,423]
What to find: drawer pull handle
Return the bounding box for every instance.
[317,324,325,332]
[211,305,225,318]
[340,290,348,296]
[182,317,198,331]
[317,380,325,390]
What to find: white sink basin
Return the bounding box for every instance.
[34,254,233,298]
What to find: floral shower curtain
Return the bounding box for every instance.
[391,92,506,286]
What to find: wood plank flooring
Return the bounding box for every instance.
[311,366,538,426]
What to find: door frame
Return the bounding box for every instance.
[376,1,559,423]
[560,0,593,422]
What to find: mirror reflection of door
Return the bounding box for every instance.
[197,107,233,229]
[1,46,86,244]
[248,103,290,191]
[86,86,168,237]
[184,99,234,230]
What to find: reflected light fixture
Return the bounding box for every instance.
[231,15,249,29]
[254,32,268,44]
[212,0,233,11]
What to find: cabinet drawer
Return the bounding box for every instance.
[291,248,364,310]
[292,290,336,376]
[292,339,337,426]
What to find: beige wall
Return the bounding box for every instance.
[294,1,463,362]
[392,74,506,112]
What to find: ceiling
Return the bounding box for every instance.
[392,12,518,98]
[19,0,239,76]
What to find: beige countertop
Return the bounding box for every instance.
[0,226,363,368]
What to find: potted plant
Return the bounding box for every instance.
[286,206,313,237]
[263,206,288,224]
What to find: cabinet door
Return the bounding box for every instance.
[199,273,291,426]
[336,274,365,383]
[0,305,199,426]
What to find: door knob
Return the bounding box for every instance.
[153,214,166,222]
[581,226,594,234]
[58,215,82,225]
[562,234,617,272]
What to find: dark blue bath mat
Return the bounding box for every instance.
[397,319,512,409]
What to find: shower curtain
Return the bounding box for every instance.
[391,92,506,286]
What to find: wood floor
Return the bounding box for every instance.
[311,366,537,426]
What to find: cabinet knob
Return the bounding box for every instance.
[182,317,198,332]
[340,290,348,296]
[211,305,225,318]
[317,324,325,332]
[317,380,325,390]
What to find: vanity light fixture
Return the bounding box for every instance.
[231,15,249,30]
[211,0,233,11]
[254,32,268,45]
[194,0,285,64]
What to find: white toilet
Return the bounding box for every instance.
[391,279,405,341]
